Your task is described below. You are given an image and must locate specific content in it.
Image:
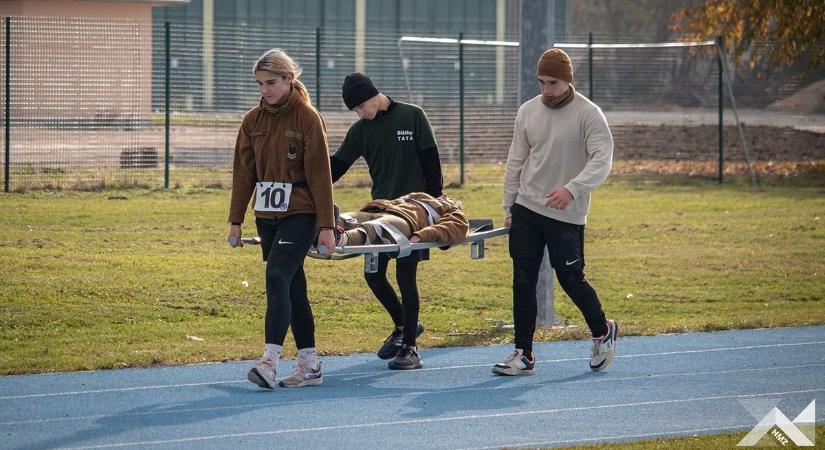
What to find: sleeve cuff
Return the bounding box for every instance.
[563,183,579,200]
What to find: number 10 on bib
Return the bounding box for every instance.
[254,182,293,212]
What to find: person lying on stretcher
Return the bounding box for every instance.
[336,192,469,246]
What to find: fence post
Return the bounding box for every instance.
[587,32,593,101]
[717,35,724,184]
[315,27,321,110]
[458,32,464,186]
[4,17,10,193]
[164,21,171,189]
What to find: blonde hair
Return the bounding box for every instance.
[253,49,311,105]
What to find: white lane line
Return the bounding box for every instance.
[56,388,825,449]
[2,339,824,400]
[318,339,825,376]
[0,380,247,400]
[608,340,825,360]
[552,362,825,386]
[3,362,823,427]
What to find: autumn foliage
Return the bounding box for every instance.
[670,0,825,70]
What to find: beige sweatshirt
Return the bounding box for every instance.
[502,92,613,225]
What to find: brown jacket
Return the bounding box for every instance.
[228,89,334,227]
[360,192,469,245]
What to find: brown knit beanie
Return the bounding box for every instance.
[537,48,573,82]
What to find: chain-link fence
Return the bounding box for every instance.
[2,16,823,191]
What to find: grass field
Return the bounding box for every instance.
[563,424,824,449]
[1,178,824,375]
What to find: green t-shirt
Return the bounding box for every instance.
[334,102,437,200]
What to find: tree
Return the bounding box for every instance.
[670,0,825,71]
[570,0,696,41]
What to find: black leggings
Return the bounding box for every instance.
[256,214,316,348]
[364,252,421,346]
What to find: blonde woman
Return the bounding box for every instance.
[228,49,335,389]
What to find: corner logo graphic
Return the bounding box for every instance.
[738,400,815,447]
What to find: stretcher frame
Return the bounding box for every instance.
[240,220,509,274]
[239,221,556,327]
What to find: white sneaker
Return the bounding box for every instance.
[492,350,535,376]
[279,361,323,388]
[247,356,277,389]
[590,319,618,372]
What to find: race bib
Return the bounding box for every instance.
[254,181,292,212]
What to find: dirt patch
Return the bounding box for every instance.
[608,124,825,179]
[613,124,825,162]
[769,79,825,114]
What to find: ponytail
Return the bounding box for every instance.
[291,78,311,105]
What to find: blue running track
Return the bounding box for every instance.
[1,326,823,449]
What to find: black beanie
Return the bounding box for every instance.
[341,73,379,110]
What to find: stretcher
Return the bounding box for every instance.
[237,219,509,273]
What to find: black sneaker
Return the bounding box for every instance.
[388,345,423,370]
[376,322,425,360]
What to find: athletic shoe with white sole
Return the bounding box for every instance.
[590,319,618,372]
[492,350,535,376]
[377,322,425,360]
[279,361,323,388]
[388,345,423,370]
[247,356,278,389]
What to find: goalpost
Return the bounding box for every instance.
[397,35,752,327]
[396,35,752,182]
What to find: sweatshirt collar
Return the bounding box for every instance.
[373,96,398,120]
[259,86,298,116]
